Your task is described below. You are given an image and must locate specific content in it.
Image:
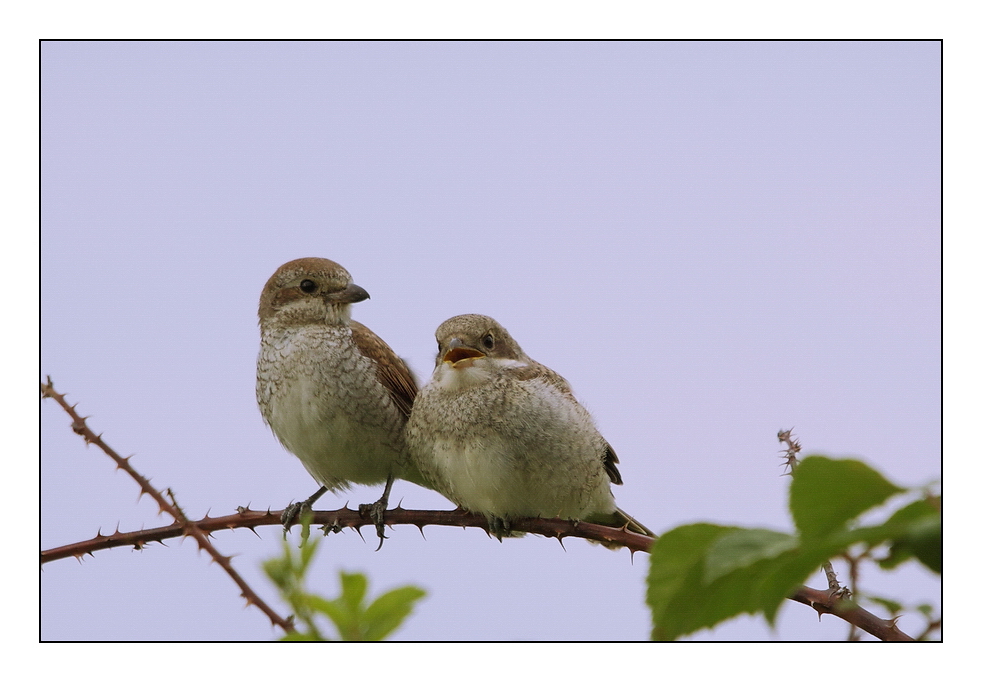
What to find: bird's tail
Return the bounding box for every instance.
[613,507,657,539]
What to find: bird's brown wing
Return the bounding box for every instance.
[602,441,624,486]
[350,321,418,420]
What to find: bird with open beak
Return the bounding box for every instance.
[406,313,653,541]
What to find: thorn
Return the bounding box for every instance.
[557,536,567,552]
[353,525,365,542]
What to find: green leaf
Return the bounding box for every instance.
[866,595,904,615]
[877,497,941,573]
[645,458,937,639]
[299,531,319,569]
[338,571,368,612]
[363,586,427,641]
[790,457,904,539]
[703,528,797,584]
[262,555,290,589]
[646,524,742,641]
[306,595,352,632]
[280,630,323,642]
[883,515,941,573]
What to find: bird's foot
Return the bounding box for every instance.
[488,516,511,542]
[359,498,389,550]
[359,474,394,551]
[281,486,328,534]
[281,500,313,533]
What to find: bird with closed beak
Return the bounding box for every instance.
[256,257,427,543]
[406,313,654,542]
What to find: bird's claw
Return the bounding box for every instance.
[359,499,389,550]
[488,516,510,542]
[280,501,314,539]
[281,486,328,536]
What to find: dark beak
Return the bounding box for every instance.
[328,283,370,304]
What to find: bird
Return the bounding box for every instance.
[256,257,427,543]
[406,313,654,542]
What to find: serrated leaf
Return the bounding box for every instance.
[790,457,904,539]
[883,514,941,573]
[363,586,427,641]
[756,515,937,623]
[646,524,742,640]
[876,497,941,573]
[703,528,797,584]
[754,544,841,624]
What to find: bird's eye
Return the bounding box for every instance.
[299,279,318,293]
[482,333,494,350]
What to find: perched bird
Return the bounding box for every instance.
[406,314,653,541]
[256,257,426,541]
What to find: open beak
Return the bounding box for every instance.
[442,338,486,367]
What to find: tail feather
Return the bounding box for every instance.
[613,507,657,539]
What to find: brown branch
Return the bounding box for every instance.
[776,429,919,642]
[790,586,915,642]
[41,381,916,641]
[41,377,295,634]
[41,503,910,641]
[41,506,656,562]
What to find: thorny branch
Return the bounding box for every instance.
[40,377,295,634]
[779,430,850,596]
[41,506,657,564]
[41,380,919,641]
[789,586,914,642]
[42,503,914,641]
[778,429,915,642]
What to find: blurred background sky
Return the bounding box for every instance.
[40,40,939,641]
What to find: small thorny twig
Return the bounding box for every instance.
[777,429,913,642]
[41,377,295,634]
[779,429,848,594]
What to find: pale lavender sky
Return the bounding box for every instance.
[41,40,939,641]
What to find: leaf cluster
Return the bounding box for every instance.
[262,523,426,641]
[646,456,940,640]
